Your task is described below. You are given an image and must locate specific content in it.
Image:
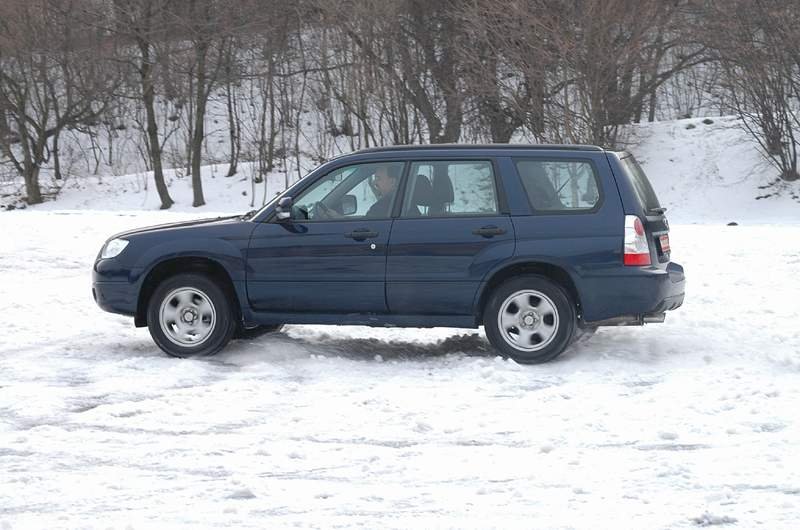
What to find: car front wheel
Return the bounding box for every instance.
[147,273,236,358]
[483,275,576,364]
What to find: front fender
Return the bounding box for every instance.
[130,236,248,284]
[129,234,255,328]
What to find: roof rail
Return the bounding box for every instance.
[353,143,605,154]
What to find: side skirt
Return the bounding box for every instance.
[248,311,479,329]
[585,312,666,327]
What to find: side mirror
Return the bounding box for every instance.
[341,194,357,216]
[276,196,293,221]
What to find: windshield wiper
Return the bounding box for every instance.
[647,207,668,215]
[240,209,258,220]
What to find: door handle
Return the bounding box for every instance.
[344,229,379,241]
[472,225,506,238]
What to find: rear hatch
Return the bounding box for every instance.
[617,153,671,264]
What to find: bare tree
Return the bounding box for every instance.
[108,0,177,208]
[323,0,469,144]
[0,0,115,204]
[550,0,705,147]
[221,38,242,177]
[703,0,800,181]
[3,0,795,208]
[460,0,554,142]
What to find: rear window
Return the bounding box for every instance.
[621,155,661,211]
[515,159,601,212]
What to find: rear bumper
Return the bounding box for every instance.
[580,262,685,323]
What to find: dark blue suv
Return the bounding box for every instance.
[93,145,685,363]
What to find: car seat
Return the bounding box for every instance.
[525,163,564,210]
[429,163,454,216]
[405,174,434,216]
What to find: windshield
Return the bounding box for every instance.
[620,155,661,211]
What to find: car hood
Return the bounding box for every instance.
[108,215,245,241]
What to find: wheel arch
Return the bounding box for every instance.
[135,256,242,328]
[475,260,582,325]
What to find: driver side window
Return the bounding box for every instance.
[291,162,405,221]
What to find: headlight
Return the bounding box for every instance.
[101,238,129,259]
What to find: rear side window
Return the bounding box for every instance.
[515,159,600,212]
[621,155,661,211]
[401,160,498,217]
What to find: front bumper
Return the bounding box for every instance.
[93,281,138,317]
[92,257,139,317]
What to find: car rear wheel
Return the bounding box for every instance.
[147,273,236,358]
[483,275,576,364]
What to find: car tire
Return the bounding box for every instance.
[483,275,577,364]
[234,324,285,340]
[146,273,236,358]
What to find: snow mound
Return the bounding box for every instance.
[631,116,800,223]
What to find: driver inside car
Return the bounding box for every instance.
[365,164,400,218]
[307,164,400,220]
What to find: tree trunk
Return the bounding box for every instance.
[53,129,62,180]
[191,42,209,207]
[480,61,519,144]
[634,71,646,123]
[17,121,44,204]
[438,93,463,143]
[648,89,657,123]
[266,54,276,173]
[25,163,42,204]
[139,40,173,209]
[223,39,239,178]
[225,77,239,177]
[24,166,43,204]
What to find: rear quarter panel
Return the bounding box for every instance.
[493,152,627,322]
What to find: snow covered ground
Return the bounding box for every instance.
[1,116,799,527]
[1,211,799,529]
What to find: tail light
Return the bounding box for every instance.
[624,215,651,266]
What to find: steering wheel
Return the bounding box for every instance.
[313,201,336,220]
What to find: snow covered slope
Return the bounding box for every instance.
[9,116,799,223]
[629,116,800,223]
[17,161,291,214]
[1,212,799,529]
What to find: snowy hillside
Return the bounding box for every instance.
[630,116,800,223]
[7,116,799,223]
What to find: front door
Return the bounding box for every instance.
[386,159,515,315]
[247,161,405,313]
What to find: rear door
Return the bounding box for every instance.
[386,159,515,315]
